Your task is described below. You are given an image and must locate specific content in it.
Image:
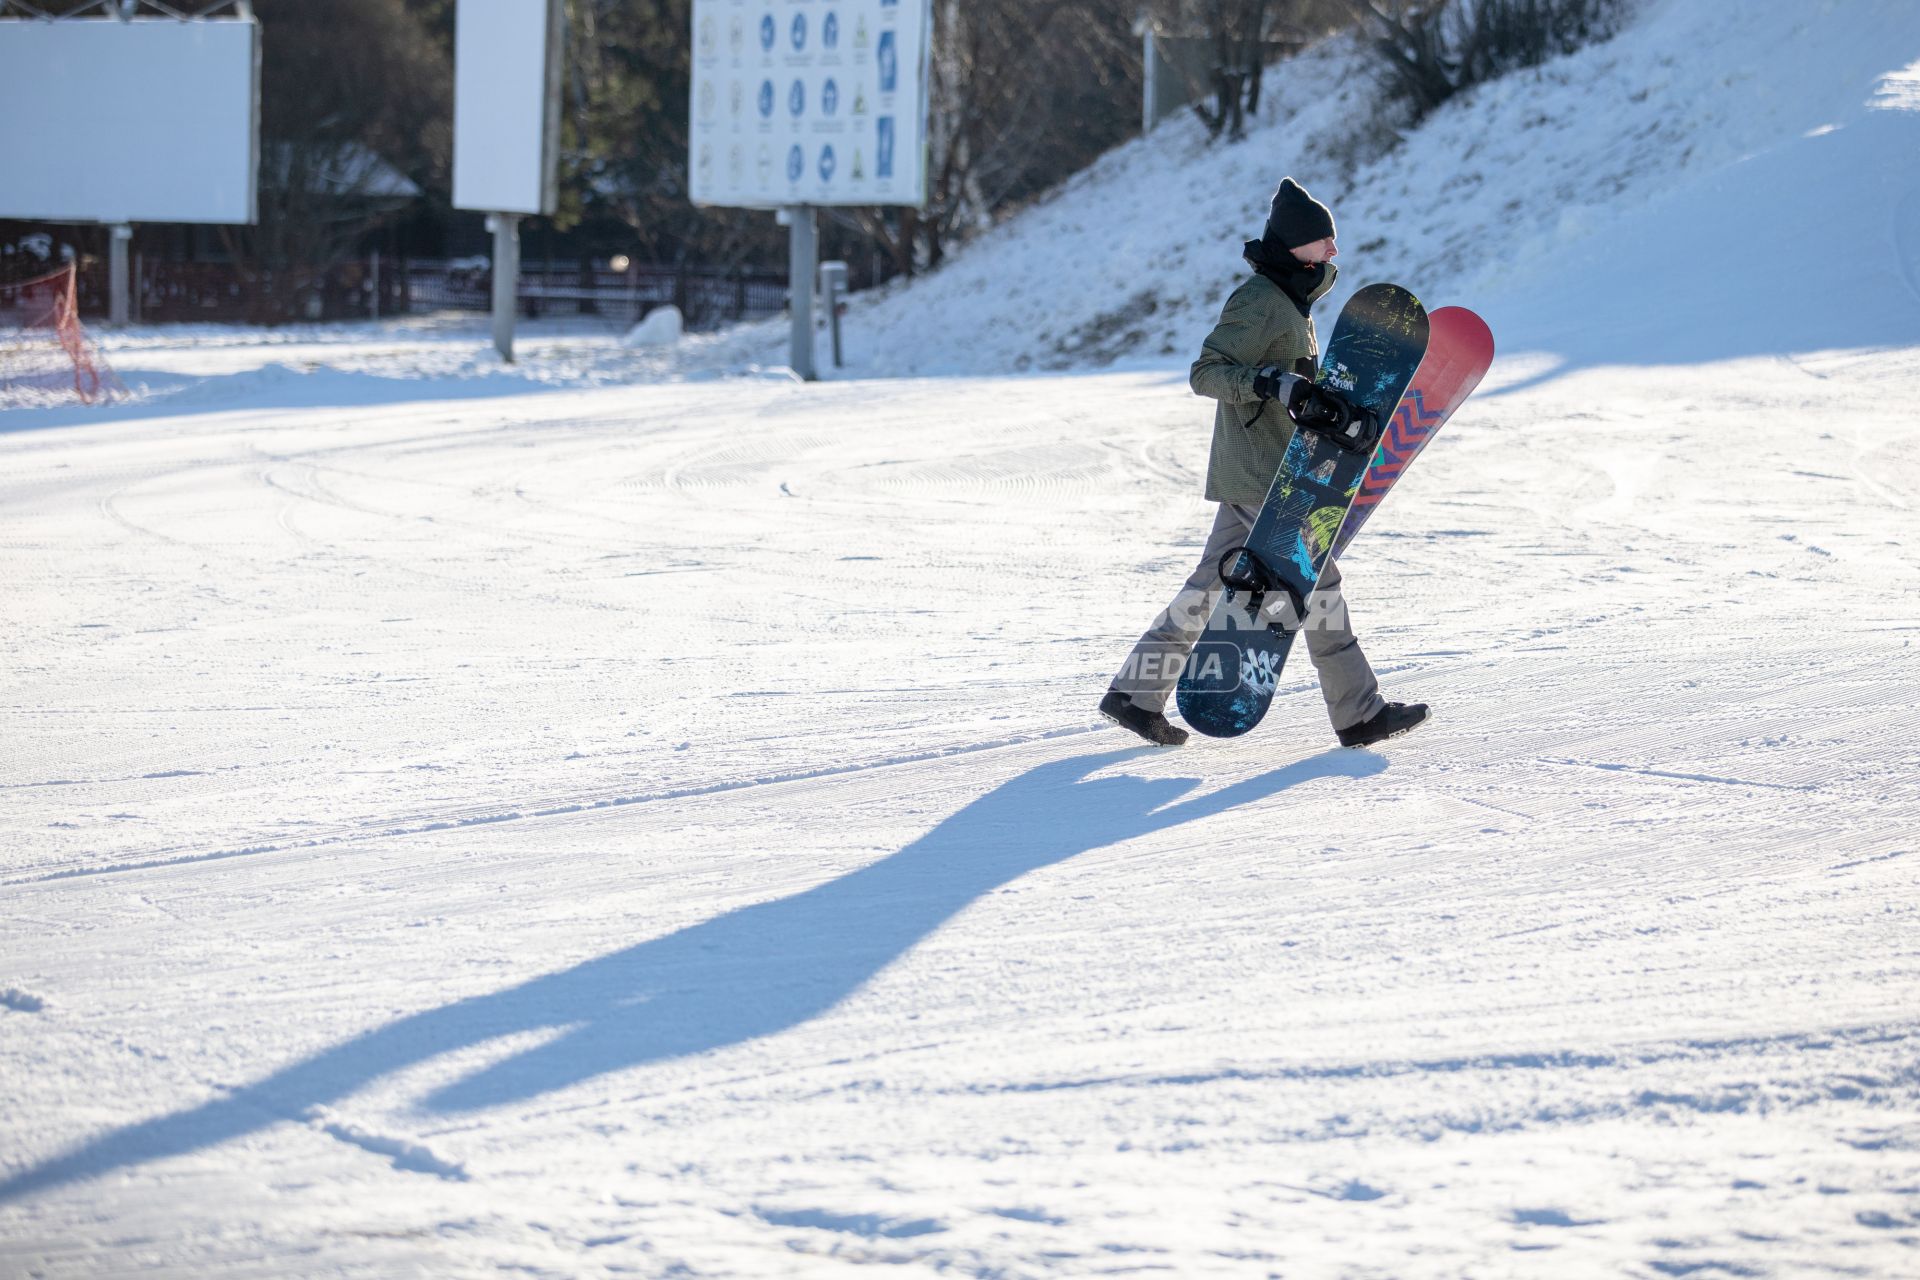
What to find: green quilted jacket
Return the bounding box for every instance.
[1189,271,1332,504]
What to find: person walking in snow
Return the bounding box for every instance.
[1099,177,1429,749]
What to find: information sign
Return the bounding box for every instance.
[689,0,932,209]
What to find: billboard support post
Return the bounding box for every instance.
[108,224,133,326]
[788,205,817,382]
[489,212,521,363]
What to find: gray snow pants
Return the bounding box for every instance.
[1112,501,1386,732]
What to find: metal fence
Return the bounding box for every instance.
[404,259,789,330]
[56,256,788,330]
[123,258,406,325]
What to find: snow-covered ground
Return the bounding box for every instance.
[7,341,1920,1276]
[5,1,1920,1275]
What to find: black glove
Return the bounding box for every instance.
[1252,366,1311,409]
[1255,366,1346,426]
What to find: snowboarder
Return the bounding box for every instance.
[1100,177,1430,749]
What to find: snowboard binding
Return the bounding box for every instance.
[1217,545,1308,632]
[1296,396,1382,455]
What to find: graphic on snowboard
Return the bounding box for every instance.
[1175,283,1429,739]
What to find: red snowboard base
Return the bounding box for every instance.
[1330,306,1496,561]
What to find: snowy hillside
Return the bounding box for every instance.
[817,0,1920,376]
[5,1,1920,1276]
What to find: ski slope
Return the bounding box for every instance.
[6,0,1920,1275]
[5,347,1918,1277]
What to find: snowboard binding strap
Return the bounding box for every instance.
[1300,403,1383,455]
[1217,546,1308,632]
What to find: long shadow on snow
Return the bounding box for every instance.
[0,745,1385,1201]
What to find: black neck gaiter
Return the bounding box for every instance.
[1242,237,1336,316]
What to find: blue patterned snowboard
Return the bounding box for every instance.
[1175,283,1429,739]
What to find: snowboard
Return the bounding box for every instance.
[1175,283,1429,739]
[1327,307,1495,561]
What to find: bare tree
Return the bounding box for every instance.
[1342,0,1624,121]
[217,0,451,321]
[1149,0,1355,140]
[1204,0,1271,141]
[851,0,1141,277]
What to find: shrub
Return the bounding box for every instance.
[1348,0,1628,121]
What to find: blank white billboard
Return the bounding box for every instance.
[0,18,258,225]
[453,0,563,215]
[689,0,933,209]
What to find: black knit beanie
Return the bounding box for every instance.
[1264,177,1336,249]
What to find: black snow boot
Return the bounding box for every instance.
[1336,701,1431,748]
[1099,688,1189,747]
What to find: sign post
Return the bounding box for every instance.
[689,0,933,380]
[488,214,521,363]
[108,224,133,327]
[453,0,563,364]
[787,205,817,381]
